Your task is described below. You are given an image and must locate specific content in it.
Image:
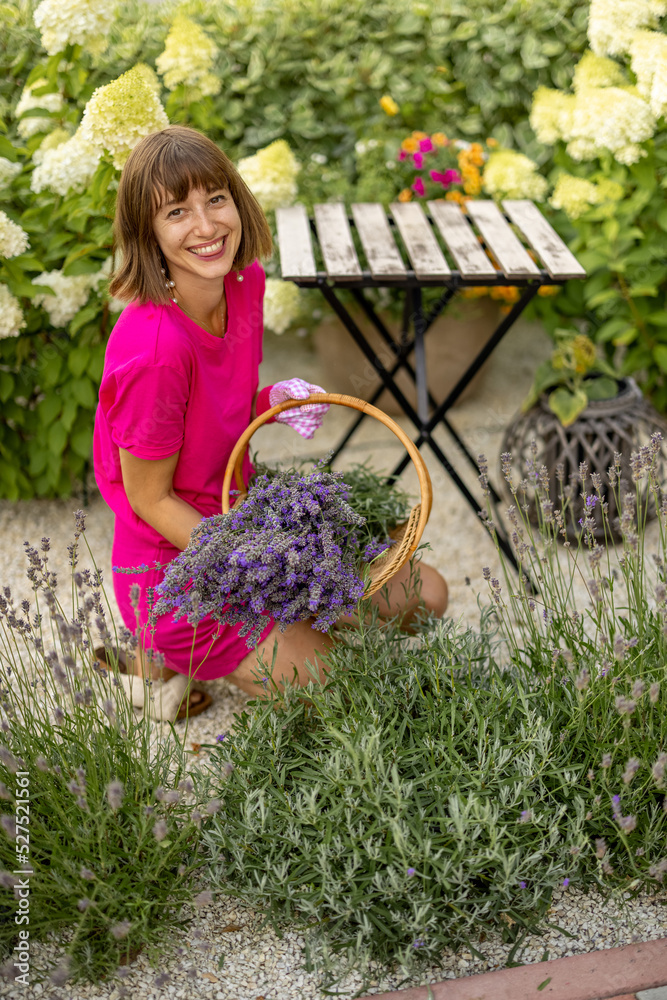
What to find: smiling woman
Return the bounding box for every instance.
[92,126,447,720]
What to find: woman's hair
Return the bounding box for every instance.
[109,125,273,305]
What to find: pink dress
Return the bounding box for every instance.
[93,261,275,680]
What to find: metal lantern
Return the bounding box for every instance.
[500,378,667,541]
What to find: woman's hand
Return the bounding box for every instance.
[268,378,329,439]
[119,448,202,550]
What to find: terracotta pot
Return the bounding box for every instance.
[312,297,502,415]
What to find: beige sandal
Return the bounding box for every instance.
[94,646,212,721]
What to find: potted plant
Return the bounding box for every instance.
[501,329,667,539]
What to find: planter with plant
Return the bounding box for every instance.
[502,328,667,538]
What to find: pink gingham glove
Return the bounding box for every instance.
[255,378,329,439]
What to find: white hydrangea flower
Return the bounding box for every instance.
[573,50,628,91]
[550,174,601,219]
[482,150,549,201]
[0,283,26,340]
[565,138,604,161]
[263,278,301,335]
[133,62,162,97]
[237,140,300,213]
[156,15,220,97]
[571,87,656,159]
[79,65,170,169]
[32,127,71,166]
[588,0,667,57]
[31,131,101,196]
[529,88,577,145]
[32,270,96,327]
[0,158,22,188]
[630,30,667,118]
[0,211,30,258]
[614,143,648,164]
[33,0,113,57]
[15,79,63,139]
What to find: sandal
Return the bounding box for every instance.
[94,646,212,721]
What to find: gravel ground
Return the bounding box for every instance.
[1,318,666,999]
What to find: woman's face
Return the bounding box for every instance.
[152,184,242,293]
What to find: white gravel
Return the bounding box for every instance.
[2,318,666,999]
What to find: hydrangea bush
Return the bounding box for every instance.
[528,0,667,411]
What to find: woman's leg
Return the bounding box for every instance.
[368,559,448,626]
[225,620,334,698]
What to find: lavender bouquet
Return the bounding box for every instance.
[153,465,400,646]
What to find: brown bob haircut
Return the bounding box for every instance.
[109,125,273,305]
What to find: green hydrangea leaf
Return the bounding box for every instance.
[548,387,588,426]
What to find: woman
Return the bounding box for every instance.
[94,125,448,719]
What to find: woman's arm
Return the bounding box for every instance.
[119,448,203,551]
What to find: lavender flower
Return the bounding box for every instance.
[622,758,640,785]
[618,814,637,833]
[193,890,213,908]
[110,920,131,940]
[106,780,124,811]
[153,819,168,842]
[152,467,373,645]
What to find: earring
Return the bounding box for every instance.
[236,272,243,282]
[160,266,177,301]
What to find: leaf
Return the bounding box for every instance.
[0,372,13,403]
[37,394,61,427]
[47,421,67,456]
[596,317,633,342]
[537,978,552,991]
[67,345,90,378]
[69,376,96,409]
[584,376,617,400]
[647,310,667,326]
[612,327,638,346]
[653,345,667,374]
[548,387,588,427]
[69,425,92,459]
[657,204,667,232]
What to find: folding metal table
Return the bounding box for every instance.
[275,199,586,569]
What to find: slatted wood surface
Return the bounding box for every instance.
[313,202,362,280]
[428,201,497,279]
[275,204,317,280]
[502,200,587,279]
[465,200,540,278]
[389,202,451,279]
[351,203,406,278]
[275,200,586,283]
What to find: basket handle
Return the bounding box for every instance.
[222,393,433,523]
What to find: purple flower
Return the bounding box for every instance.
[215,733,226,743]
[407,867,416,877]
[562,878,570,888]
[519,880,527,889]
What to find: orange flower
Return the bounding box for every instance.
[398,188,412,202]
[431,132,447,147]
[412,131,428,140]
[486,137,499,147]
[538,285,561,297]
[401,136,419,153]
[380,95,399,116]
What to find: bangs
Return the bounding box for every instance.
[149,139,231,213]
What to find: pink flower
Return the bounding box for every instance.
[413,152,424,169]
[412,177,425,197]
[419,138,434,153]
[398,150,408,161]
[429,170,449,185]
[444,169,462,185]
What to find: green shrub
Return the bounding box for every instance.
[0,514,209,987]
[0,0,589,498]
[200,446,667,986]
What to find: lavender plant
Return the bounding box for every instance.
[153,464,405,645]
[0,514,214,987]
[197,442,667,988]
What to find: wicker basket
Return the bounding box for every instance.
[222,393,432,596]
